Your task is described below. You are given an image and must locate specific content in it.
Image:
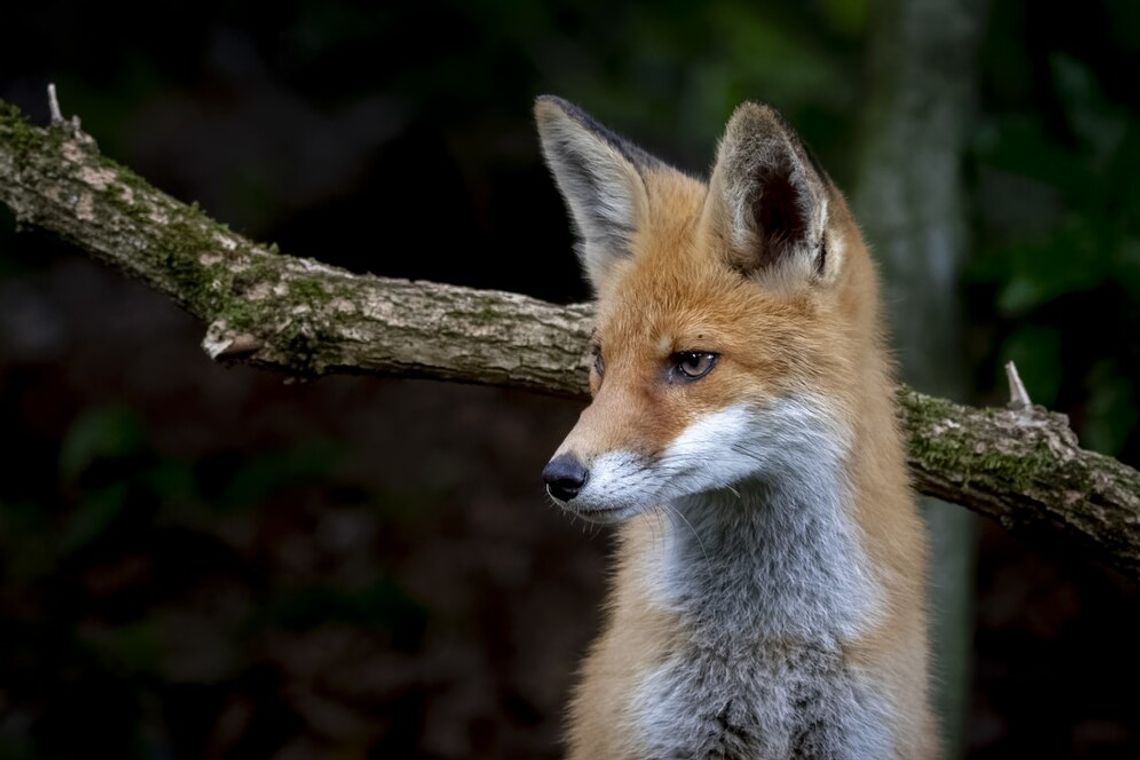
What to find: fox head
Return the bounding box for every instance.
[535,96,879,523]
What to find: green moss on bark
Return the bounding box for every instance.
[0,103,51,161]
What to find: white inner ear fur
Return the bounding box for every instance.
[535,105,648,289]
[820,221,846,284]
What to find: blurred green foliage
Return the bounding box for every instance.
[968,5,1140,461]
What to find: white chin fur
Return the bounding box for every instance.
[556,398,845,521]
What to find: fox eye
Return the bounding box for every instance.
[592,346,605,377]
[671,351,718,382]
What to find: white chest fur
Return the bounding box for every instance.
[628,402,889,757]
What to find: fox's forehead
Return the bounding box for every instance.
[593,253,765,366]
[596,271,721,351]
[590,168,753,353]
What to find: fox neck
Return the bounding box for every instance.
[632,429,879,647]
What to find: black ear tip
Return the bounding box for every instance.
[534,95,576,127]
[534,94,598,132]
[728,100,788,134]
[535,94,573,115]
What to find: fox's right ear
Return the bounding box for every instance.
[534,96,655,291]
[705,102,838,289]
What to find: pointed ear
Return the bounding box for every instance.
[534,95,656,291]
[706,102,837,288]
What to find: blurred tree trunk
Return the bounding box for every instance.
[853,0,987,756]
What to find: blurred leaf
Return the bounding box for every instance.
[994,222,1108,316]
[266,579,427,649]
[819,0,867,36]
[1051,54,1126,164]
[144,459,198,506]
[218,439,345,512]
[973,115,1089,191]
[81,620,163,677]
[710,3,842,109]
[1083,361,1140,456]
[61,482,129,553]
[60,404,147,483]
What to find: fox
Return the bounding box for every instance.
[533,95,936,759]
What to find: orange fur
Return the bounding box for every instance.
[538,99,936,758]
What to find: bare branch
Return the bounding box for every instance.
[46,83,63,125]
[1005,361,1032,410]
[2,98,1139,578]
[45,83,82,134]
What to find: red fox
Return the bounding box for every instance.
[534,96,936,758]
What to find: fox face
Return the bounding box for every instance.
[536,96,867,523]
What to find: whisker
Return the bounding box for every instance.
[662,502,711,569]
[650,508,667,550]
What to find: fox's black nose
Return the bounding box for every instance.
[543,454,589,501]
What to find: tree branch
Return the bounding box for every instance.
[2,98,1139,578]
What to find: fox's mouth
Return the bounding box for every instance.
[577,505,625,520]
[552,500,636,524]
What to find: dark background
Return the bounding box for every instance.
[2,1,1139,758]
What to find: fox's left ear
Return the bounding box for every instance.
[705,102,839,288]
[534,95,657,291]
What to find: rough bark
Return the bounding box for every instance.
[2,100,1139,580]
